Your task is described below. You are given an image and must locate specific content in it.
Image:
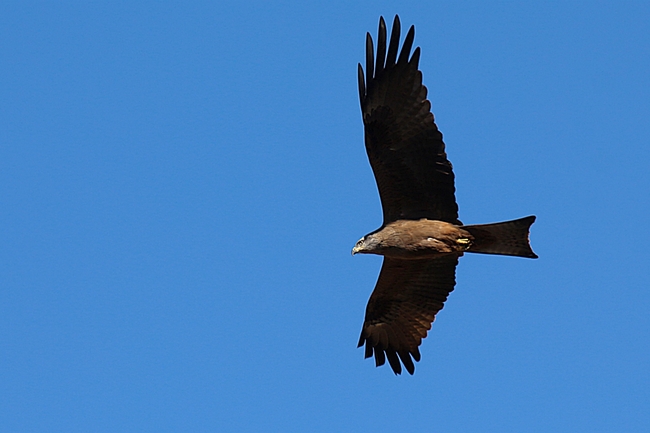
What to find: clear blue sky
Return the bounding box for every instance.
[2,1,649,432]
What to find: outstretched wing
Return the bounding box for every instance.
[358,15,460,225]
[358,254,459,375]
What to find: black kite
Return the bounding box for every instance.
[353,15,537,375]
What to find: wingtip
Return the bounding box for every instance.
[365,32,374,83]
[375,16,387,74]
[357,63,365,106]
[397,24,415,64]
[385,350,402,375]
[385,14,401,67]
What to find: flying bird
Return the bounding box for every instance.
[354,15,537,375]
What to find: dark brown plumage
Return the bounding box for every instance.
[354,15,537,375]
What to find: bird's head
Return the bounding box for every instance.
[352,234,380,255]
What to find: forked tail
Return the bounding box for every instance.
[462,216,538,258]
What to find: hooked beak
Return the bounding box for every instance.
[351,245,361,256]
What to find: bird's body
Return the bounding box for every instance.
[353,219,472,258]
[353,15,537,375]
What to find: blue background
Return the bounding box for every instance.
[2,2,649,431]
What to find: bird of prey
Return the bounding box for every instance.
[353,15,537,375]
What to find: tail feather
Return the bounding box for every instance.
[462,216,538,259]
